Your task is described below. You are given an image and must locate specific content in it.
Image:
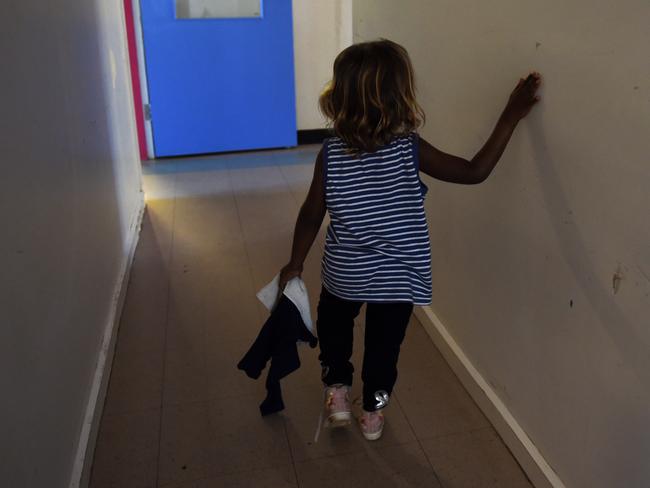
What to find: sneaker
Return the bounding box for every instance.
[324,384,352,427]
[358,409,384,441]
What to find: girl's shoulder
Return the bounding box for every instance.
[398,131,419,144]
[324,135,344,148]
[383,131,418,147]
[322,132,417,160]
[323,136,349,161]
[376,132,418,152]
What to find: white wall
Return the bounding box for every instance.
[292,0,352,130]
[354,1,650,487]
[0,1,143,487]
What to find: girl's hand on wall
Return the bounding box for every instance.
[505,72,542,121]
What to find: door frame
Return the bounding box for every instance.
[124,0,155,159]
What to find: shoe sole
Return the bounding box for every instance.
[327,411,352,427]
[362,429,383,441]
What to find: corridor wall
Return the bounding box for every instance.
[292,0,353,130]
[0,1,144,486]
[353,1,650,487]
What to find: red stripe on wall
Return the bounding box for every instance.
[123,0,148,160]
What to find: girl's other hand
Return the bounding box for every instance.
[276,262,303,305]
[505,71,542,121]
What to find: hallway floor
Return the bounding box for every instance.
[89,146,533,488]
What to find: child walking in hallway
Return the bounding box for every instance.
[278,39,541,440]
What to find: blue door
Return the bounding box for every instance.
[140,0,297,157]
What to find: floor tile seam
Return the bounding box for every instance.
[154,170,179,488]
[415,425,495,444]
[158,394,259,409]
[237,230,296,251]
[392,369,466,391]
[88,196,172,487]
[102,406,163,419]
[287,436,421,466]
[156,463,211,488]
[110,345,167,360]
[198,418,295,479]
[225,164,270,324]
[276,162,308,210]
[157,473,204,488]
[397,376,493,424]
[196,166,284,409]
[159,397,213,414]
[289,438,422,467]
[403,316,472,370]
[391,392,445,486]
[170,174,232,369]
[159,387,292,408]
[157,461,299,488]
[102,407,160,422]
[416,423,533,488]
[281,415,303,488]
[478,426,534,483]
[155,394,353,452]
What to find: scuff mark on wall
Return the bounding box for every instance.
[612,265,624,294]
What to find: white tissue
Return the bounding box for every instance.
[256,274,314,335]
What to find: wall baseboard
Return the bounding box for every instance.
[297,129,333,145]
[413,306,566,488]
[69,194,146,488]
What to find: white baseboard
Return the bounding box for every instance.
[413,306,565,488]
[69,194,146,488]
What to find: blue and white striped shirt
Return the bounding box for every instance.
[321,133,432,305]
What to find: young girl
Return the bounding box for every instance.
[278,39,541,441]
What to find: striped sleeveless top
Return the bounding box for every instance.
[321,133,432,305]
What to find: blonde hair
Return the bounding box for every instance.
[319,39,425,152]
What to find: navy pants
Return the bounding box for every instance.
[316,286,413,412]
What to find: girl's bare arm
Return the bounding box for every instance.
[419,72,541,184]
[278,148,327,292]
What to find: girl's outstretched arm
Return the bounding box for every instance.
[419,72,542,184]
[278,148,327,294]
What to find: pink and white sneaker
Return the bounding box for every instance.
[358,409,384,441]
[324,384,352,427]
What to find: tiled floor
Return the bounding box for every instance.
[89,146,533,488]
